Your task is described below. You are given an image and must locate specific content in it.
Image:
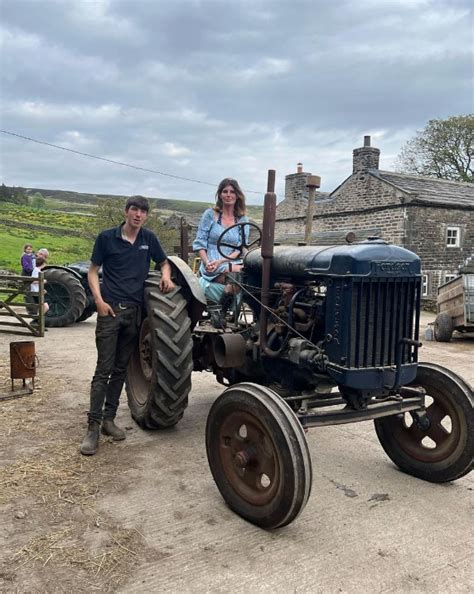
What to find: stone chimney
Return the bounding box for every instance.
[282,163,311,216]
[353,135,380,173]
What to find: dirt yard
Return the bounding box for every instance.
[0,312,472,592]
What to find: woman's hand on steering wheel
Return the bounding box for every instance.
[216,222,262,261]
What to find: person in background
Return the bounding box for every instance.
[193,178,249,326]
[30,256,50,324]
[20,244,35,276]
[80,195,175,456]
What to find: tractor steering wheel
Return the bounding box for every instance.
[216,222,262,261]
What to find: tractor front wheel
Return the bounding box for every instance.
[206,383,312,529]
[374,363,473,482]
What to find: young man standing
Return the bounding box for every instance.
[81,196,175,455]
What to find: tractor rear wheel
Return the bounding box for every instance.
[76,295,96,323]
[206,383,312,529]
[374,363,473,482]
[126,272,193,429]
[44,268,87,327]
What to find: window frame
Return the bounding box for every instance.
[421,274,429,297]
[446,226,461,248]
[444,274,457,284]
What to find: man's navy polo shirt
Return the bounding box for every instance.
[91,224,166,305]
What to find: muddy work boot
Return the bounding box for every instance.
[208,304,225,329]
[101,418,126,441]
[217,292,235,327]
[220,291,234,313]
[80,421,100,456]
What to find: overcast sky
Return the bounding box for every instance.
[0,0,472,204]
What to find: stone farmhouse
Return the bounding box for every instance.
[275,136,474,302]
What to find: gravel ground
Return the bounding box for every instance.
[0,310,472,592]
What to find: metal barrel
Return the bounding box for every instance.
[10,341,36,380]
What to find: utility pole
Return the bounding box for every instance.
[304,175,321,244]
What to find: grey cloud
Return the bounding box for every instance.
[1,0,472,202]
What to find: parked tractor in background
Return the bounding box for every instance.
[43,262,96,327]
[124,170,473,529]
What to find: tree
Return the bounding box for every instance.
[0,184,12,202]
[12,188,29,205]
[396,114,473,183]
[31,192,46,209]
[87,198,179,254]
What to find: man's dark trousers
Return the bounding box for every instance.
[89,306,140,423]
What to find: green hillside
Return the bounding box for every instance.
[19,186,263,219]
[1,186,263,273]
[0,203,93,272]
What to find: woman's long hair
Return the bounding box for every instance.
[214,178,247,217]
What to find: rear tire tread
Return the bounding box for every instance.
[44,268,87,327]
[126,272,192,429]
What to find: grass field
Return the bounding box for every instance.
[0,228,93,272]
[1,189,263,273]
[0,204,94,272]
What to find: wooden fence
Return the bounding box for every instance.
[0,273,45,337]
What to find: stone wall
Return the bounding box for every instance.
[275,204,406,245]
[275,139,473,303]
[328,171,405,212]
[405,205,474,299]
[276,173,406,244]
[277,165,405,227]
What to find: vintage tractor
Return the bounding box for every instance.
[125,171,473,529]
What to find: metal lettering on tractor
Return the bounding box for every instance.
[374,261,411,273]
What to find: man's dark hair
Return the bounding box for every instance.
[125,195,150,212]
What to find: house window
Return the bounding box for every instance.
[444,274,457,283]
[422,274,429,297]
[446,226,460,247]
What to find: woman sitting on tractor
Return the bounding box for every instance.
[193,178,249,325]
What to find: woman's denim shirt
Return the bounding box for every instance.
[193,208,249,281]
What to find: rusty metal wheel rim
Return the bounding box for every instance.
[389,387,463,463]
[138,318,153,382]
[218,411,281,505]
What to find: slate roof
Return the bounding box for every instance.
[370,170,474,207]
[275,228,382,245]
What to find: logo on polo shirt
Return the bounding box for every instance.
[139,245,149,250]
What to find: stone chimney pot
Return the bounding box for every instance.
[353,136,380,173]
[297,162,303,173]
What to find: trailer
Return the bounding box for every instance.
[434,272,474,342]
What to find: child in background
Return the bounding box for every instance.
[21,244,35,276]
[31,256,49,319]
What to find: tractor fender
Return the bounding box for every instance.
[167,256,206,327]
[44,264,82,281]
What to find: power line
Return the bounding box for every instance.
[0,129,264,195]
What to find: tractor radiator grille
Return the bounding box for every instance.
[347,277,421,368]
